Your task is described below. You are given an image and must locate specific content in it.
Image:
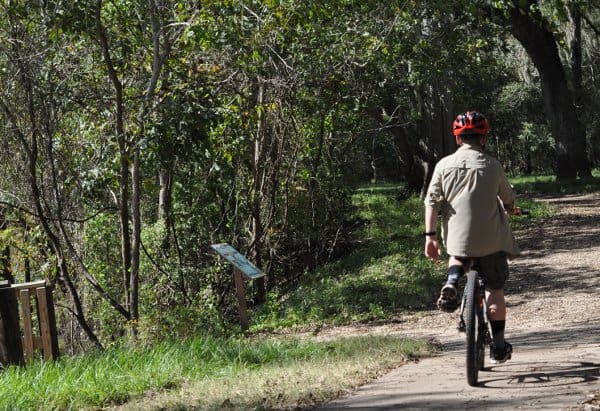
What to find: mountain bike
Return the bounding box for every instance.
[457,266,490,386]
[457,208,529,386]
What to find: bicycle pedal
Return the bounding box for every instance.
[457,318,466,332]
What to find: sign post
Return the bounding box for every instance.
[211,244,265,331]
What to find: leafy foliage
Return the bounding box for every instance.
[0,0,598,349]
[254,187,443,329]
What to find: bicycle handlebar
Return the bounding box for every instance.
[512,207,530,216]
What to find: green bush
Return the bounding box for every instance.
[253,185,443,330]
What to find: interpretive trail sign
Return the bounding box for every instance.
[211,243,265,331]
[211,243,265,279]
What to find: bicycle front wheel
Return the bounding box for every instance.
[464,270,481,386]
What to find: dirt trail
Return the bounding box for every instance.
[315,193,600,410]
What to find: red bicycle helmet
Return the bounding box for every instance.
[452,111,490,136]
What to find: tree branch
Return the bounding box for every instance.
[0,200,116,223]
[582,13,600,37]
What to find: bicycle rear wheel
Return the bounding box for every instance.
[464,270,482,386]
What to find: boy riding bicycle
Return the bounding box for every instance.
[423,111,520,364]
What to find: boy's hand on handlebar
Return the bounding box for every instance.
[512,206,530,216]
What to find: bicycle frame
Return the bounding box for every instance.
[457,270,493,386]
[458,273,492,339]
[476,276,493,346]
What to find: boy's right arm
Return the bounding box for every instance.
[424,205,441,261]
[424,164,444,261]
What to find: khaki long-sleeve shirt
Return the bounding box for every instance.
[424,144,520,259]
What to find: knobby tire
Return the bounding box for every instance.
[464,270,481,386]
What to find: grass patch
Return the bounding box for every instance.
[115,335,432,411]
[254,185,443,330]
[254,179,560,331]
[2,177,577,410]
[0,335,433,410]
[510,170,600,195]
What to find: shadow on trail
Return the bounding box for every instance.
[314,394,521,410]
[507,260,600,296]
[438,318,600,355]
[510,319,600,348]
[471,321,599,390]
[516,196,600,252]
[507,196,600,297]
[314,393,588,411]
[479,360,600,389]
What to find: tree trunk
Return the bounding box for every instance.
[27,145,104,348]
[0,246,15,284]
[0,212,14,284]
[158,167,174,224]
[418,81,455,197]
[250,79,267,305]
[96,0,133,310]
[507,2,591,180]
[130,145,141,328]
[569,2,583,107]
[367,98,426,193]
[28,149,103,349]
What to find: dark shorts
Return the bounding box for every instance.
[472,252,509,290]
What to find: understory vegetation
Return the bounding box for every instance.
[0,1,598,353]
[0,180,563,410]
[0,1,599,407]
[252,179,561,332]
[0,334,432,410]
[510,170,600,195]
[254,186,442,330]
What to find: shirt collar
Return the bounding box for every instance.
[458,143,484,153]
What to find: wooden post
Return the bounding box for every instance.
[43,285,59,359]
[36,287,53,361]
[233,268,249,331]
[0,281,24,366]
[19,289,34,361]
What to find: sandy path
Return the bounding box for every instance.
[314,193,600,410]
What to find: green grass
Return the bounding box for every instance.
[254,185,444,331]
[2,175,586,410]
[510,170,600,195]
[507,173,600,229]
[253,178,562,331]
[0,334,433,410]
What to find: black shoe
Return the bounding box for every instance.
[437,283,459,313]
[490,341,512,364]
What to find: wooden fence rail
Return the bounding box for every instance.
[0,280,59,366]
